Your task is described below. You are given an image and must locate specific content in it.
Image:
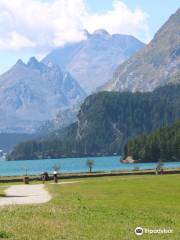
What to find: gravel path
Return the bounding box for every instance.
[0,184,51,206]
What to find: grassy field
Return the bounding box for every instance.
[0,175,180,239]
[0,186,6,197]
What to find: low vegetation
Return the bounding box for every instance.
[86,159,94,173]
[0,175,180,239]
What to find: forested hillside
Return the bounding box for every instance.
[9,84,180,160]
[124,120,180,162]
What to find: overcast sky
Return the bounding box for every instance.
[0,0,179,74]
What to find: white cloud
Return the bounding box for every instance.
[0,0,87,53]
[0,0,150,54]
[0,31,36,50]
[83,1,150,42]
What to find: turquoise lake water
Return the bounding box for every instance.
[0,156,180,176]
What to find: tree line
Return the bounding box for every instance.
[8,84,180,160]
[124,120,180,162]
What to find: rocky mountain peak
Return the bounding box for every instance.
[43,29,145,92]
[28,56,39,64]
[16,59,25,65]
[27,57,45,71]
[0,57,86,133]
[92,29,110,37]
[83,29,91,38]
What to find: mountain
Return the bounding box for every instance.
[124,120,180,163]
[0,133,37,152]
[0,58,86,133]
[9,84,180,160]
[43,29,145,93]
[101,9,180,92]
[38,104,79,134]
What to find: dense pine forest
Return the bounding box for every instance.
[124,120,180,162]
[8,84,180,160]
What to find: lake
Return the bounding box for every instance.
[0,156,180,176]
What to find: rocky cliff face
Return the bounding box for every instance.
[100,9,180,92]
[43,29,144,93]
[0,57,86,133]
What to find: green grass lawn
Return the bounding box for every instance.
[0,186,6,197]
[0,175,180,240]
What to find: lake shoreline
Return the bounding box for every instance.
[1,168,180,183]
[1,156,180,177]
[6,154,120,161]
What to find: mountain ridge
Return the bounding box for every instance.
[0,58,86,133]
[100,9,180,92]
[43,29,145,92]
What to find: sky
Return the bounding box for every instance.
[0,0,179,74]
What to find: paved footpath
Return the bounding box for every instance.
[0,184,51,206]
